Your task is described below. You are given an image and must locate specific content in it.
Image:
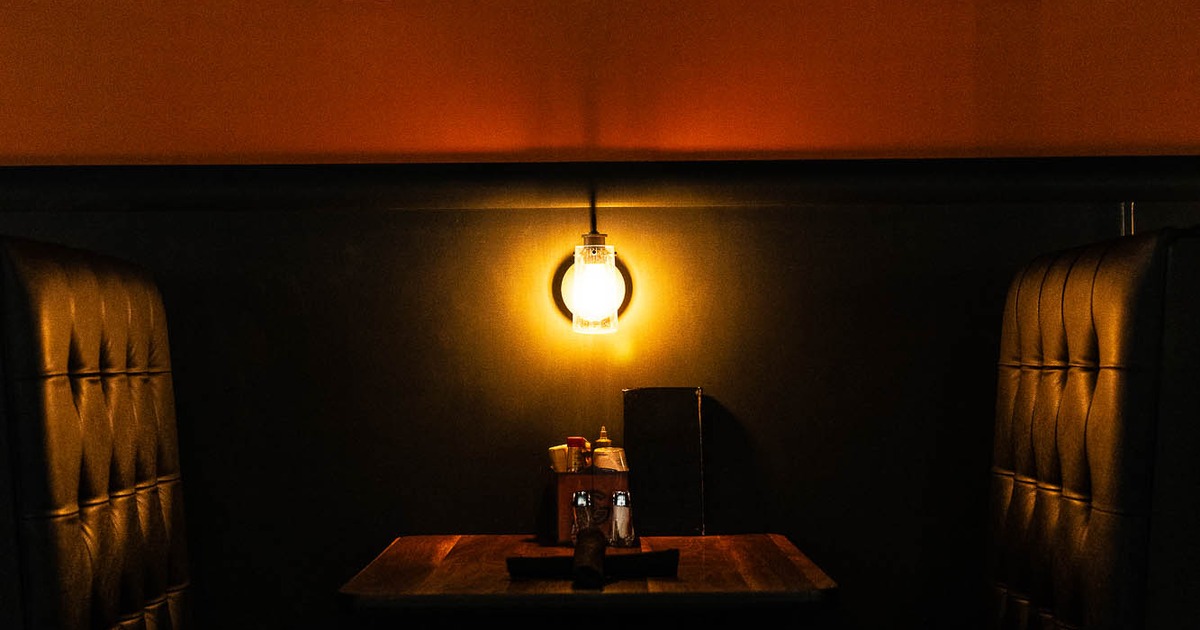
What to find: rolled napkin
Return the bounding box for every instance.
[592,447,627,472]
[547,444,568,472]
[571,527,607,589]
[506,548,680,580]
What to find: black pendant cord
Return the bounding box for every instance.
[588,183,599,235]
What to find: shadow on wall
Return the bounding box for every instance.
[701,394,770,534]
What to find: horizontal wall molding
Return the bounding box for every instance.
[1,156,1198,212]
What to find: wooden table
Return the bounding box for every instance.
[338,534,837,627]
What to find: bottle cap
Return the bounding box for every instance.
[594,425,613,449]
[567,436,588,448]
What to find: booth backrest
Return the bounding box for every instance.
[989,227,1200,629]
[0,237,189,629]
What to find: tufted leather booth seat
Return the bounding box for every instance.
[0,237,189,629]
[990,227,1200,629]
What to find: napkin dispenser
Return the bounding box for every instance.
[538,429,636,547]
[551,469,632,546]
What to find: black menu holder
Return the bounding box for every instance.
[622,387,705,536]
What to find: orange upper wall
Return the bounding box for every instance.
[2,1,1198,165]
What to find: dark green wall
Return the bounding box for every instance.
[1,159,1197,629]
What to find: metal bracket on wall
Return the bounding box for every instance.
[1121,200,1137,236]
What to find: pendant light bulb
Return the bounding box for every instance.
[561,184,624,334]
[566,231,622,334]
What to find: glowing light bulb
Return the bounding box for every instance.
[562,233,624,334]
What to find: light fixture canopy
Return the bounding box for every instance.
[563,187,624,334]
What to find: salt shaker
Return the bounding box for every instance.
[609,490,635,547]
